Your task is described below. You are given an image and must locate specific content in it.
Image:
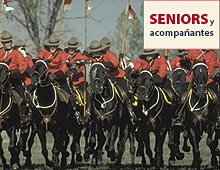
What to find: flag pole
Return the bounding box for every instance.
[120,2,130,66]
[84,0,87,117]
[0,0,4,37]
[58,0,65,38]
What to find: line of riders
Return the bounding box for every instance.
[1,29,220,168]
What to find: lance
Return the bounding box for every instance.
[0,0,4,37]
[165,49,172,71]
[83,0,87,117]
[120,1,130,67]
[58,0,65,38]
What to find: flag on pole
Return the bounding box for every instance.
[128,4,137,19]
[64,0,72,11]
[4,0,11,4]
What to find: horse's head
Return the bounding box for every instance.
[31,58,49,86]
[192,60,208,99]
[0,58,12,91]
[136,71,154,101]
[172,68,187,94]
[89,62,107,94]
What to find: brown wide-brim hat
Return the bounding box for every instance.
[138,49,159,56]
[100,36,114,47]
[14,39,25,47]
[177,49,188,55]
[0,30,17,42]
[43,34,63,46]
[63,37,82,48]
[85,40,106,53]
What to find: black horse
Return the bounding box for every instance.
[182,60,218,168]
[171,67,191,154]
[87,62,133,166]
[0,60,21,170]
[24,59,70,169]
[135,70,181,169]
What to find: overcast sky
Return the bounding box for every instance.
[2,0,143,52]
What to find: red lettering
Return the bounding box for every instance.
[167,14,175,24]
[181,14,191,24]
[158,14,165,24]
[201,14,208,24]
[177,14,180,24]
[192,14,200,24]
[150,14,157,24]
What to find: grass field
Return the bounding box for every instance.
[0,130,219,170]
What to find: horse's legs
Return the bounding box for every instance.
[142,131,155,166]
[75,127,83,163]
[6,126,19,169]
[182,129,190,152]
[128,124,135,165]
[188,127,202,168]
[95,126,106,165]
[106,125,118,162]
[37,129,53,167]
[83,123,90,162]
[135,126,144,157]
[206,122,218,167]
[89,120,96,155]
[0,132,9,169]
[24,124,37,167]
[68,129,81,168]
[154,127,167,168]
[116,123,129,167]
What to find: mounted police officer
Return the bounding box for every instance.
[36,34,79,114]
[169,49,190,70]
[84,39,136,120]
[0,30,28,123]
[172,49,220,127]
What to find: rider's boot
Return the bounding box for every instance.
[70,94,80,119]
[126,98,137,123]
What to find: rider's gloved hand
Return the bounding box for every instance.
[153,74,163,84]
[102,61,114,68]
[119,53,124,61]
[10,68,21,78]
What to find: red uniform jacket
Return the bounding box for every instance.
[0,48,27,74]
[37,46,50,59]
[186,49,216,84]
[170,56,182,69]
[87,50,125,78]
[132,54,167,80]
[38,49,67,74]
[21,54,33,86]
[65,50,86,85]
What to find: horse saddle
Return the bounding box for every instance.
[207,87,218,104]
[159,87,175,105]
[11,89,23,107]
[55,86,70,104]
[113,83,126,103]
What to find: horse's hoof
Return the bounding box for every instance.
[182,145,190,152]
[11,163,20,170]
[76,154,83,162]
[191,157,202,168]
[150,158,156,166]
[136,150,143,157]
[24,159,32,167]
[175,152,184,160]
[141,158,146,165]
[3,164,10,170]
[84,153,90,162]
[46,160,54,167]
[211,156,218,167]
[66,163,75,169]
[168,159,176,167]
